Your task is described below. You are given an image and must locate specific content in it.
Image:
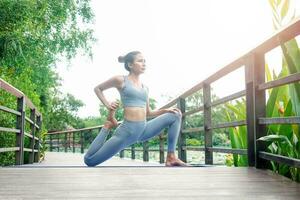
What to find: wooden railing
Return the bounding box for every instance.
[45,17,300,169]
[0,78,42,165]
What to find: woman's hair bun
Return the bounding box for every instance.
[118,56,125,63]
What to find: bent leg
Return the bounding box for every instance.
[84,127,110,158]
[84,121,144,167]
[138,112,182,152]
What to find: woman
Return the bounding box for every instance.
[84,51,189,167]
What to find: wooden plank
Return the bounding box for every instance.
[1,165,300,199]
[254,17,300,54]
[0,127,20,133]
[0,105,21,116]
[210,90,246,107]
[259,151,300,168]
[24,132,33,138]
[207,147,248,155]
[25,116,34,125]
[258,72,300,91]
[0,78,24,98]
[0,147,20,153]
[183,106,204,117]
[182,126,204,133]
[208,120,247,130]
[182,146,205,151]
[24,148,33,152]
[259,117,300,124]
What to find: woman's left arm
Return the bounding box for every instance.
[146,98,181,118]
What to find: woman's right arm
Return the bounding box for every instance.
[94,75,123,110]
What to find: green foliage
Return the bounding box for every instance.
[0,0,95,165]
[258,0,300,182]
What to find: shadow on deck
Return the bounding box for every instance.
[0,152,299,199]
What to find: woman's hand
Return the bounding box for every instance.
[107,100,120,110]
[164,107,182,115]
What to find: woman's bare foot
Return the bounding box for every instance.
[103,107,119,130]
[165,152,190,167]
[107,109,118,128]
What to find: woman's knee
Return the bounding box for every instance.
[84,154,96,167]
[169,111,182,120]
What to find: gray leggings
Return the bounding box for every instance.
[84,112,182,167]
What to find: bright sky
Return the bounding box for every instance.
[56,0,300,118]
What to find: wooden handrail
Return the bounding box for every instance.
[159,17,300,110]
[0,78,42,165]
[0,78,41,116]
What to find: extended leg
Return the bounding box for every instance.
[138,112,189,167]
[138,112,182,152]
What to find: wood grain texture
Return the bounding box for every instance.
[1,152,299,200]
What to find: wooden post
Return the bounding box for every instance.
[143,141,149,162]
[29,109,36,163]
[245,55,256,167]
[64,133,68,152]
[34,115,41,162]
[57,135,60,152]
[177,98,187,162]
[252,53,267,169]
[16,97,25,165]
[203,83,213,165]
[80,132,84,154]
[131,145,135,159]
[120,149,124,158]
[159,133,165,164]
[50,134,53,152]
[73,132,75,153]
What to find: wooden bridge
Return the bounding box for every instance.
[1,17,300,200]
[1,152,299,199]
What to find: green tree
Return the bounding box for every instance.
[0,0,95,165]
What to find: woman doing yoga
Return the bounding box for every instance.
[84,51,189,167]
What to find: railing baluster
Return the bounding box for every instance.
[120,149,124,158]
[131,145,135,160]
[143,141,149,162]
[16,97,25,165]
[245,55,255,167]
[57,135,60,152]
[177,98,186,162]
[64,133,68,152]
[253,53,268,169]
[159,133,164,164]
[73,132,75,153]
[80,131,84,154]
[29,109,36,163]
[35,115,41,162]
[203,83,213,165]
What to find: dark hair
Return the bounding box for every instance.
[118,51,141,71]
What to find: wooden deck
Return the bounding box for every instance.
[0,152,299,199]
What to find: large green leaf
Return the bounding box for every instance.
[257,135,293,148]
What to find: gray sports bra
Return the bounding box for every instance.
[119,76,148,108]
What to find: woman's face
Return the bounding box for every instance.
[130,53,146,74]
